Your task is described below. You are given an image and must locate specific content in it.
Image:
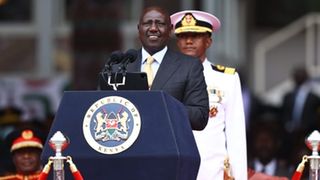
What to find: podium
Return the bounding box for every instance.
[41,91,200,180]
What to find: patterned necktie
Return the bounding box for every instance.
[144,56,154,87]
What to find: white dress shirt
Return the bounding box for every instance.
[254,159,277,176]
[140,46,167,79]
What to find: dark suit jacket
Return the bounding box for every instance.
[281,89,320,132]
[126,48,209,130]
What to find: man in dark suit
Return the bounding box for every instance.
[281,67,320,134]
[126,6,209,130]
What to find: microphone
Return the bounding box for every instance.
[119,49,138,73]
[122,49,138,64]
[104,50,124,73]
[100,50,124,90]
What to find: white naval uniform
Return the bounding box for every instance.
[193,59,247,180]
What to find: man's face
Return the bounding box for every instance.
[13,148,42,175]
[176,32,212,62]
[138,8,172,54]
[253,131,276,165]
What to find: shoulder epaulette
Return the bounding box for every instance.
[211,64,236,74]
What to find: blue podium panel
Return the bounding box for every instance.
[42,91,200,180]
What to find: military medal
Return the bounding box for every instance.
[208,87,224,117]
[209,106,218,117]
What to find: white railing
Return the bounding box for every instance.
[254,13,320,102]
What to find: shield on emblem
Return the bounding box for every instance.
[106,112,118,135]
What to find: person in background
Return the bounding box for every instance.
[0,128,44,180]
[171,10,247,179]
[281,66,320,134]
[125,6,209,130]
[248,116,290,178]
[280,66,320,165]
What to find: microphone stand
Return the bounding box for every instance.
[100,49,136,91]
[110,62,128,90]
[101,63,125,91]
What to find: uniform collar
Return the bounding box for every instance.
[203,58,210,65]
[202,58,212,71]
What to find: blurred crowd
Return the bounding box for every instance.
[243,66,320,179]
[0,76,68,175]
[0,66,319,179]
